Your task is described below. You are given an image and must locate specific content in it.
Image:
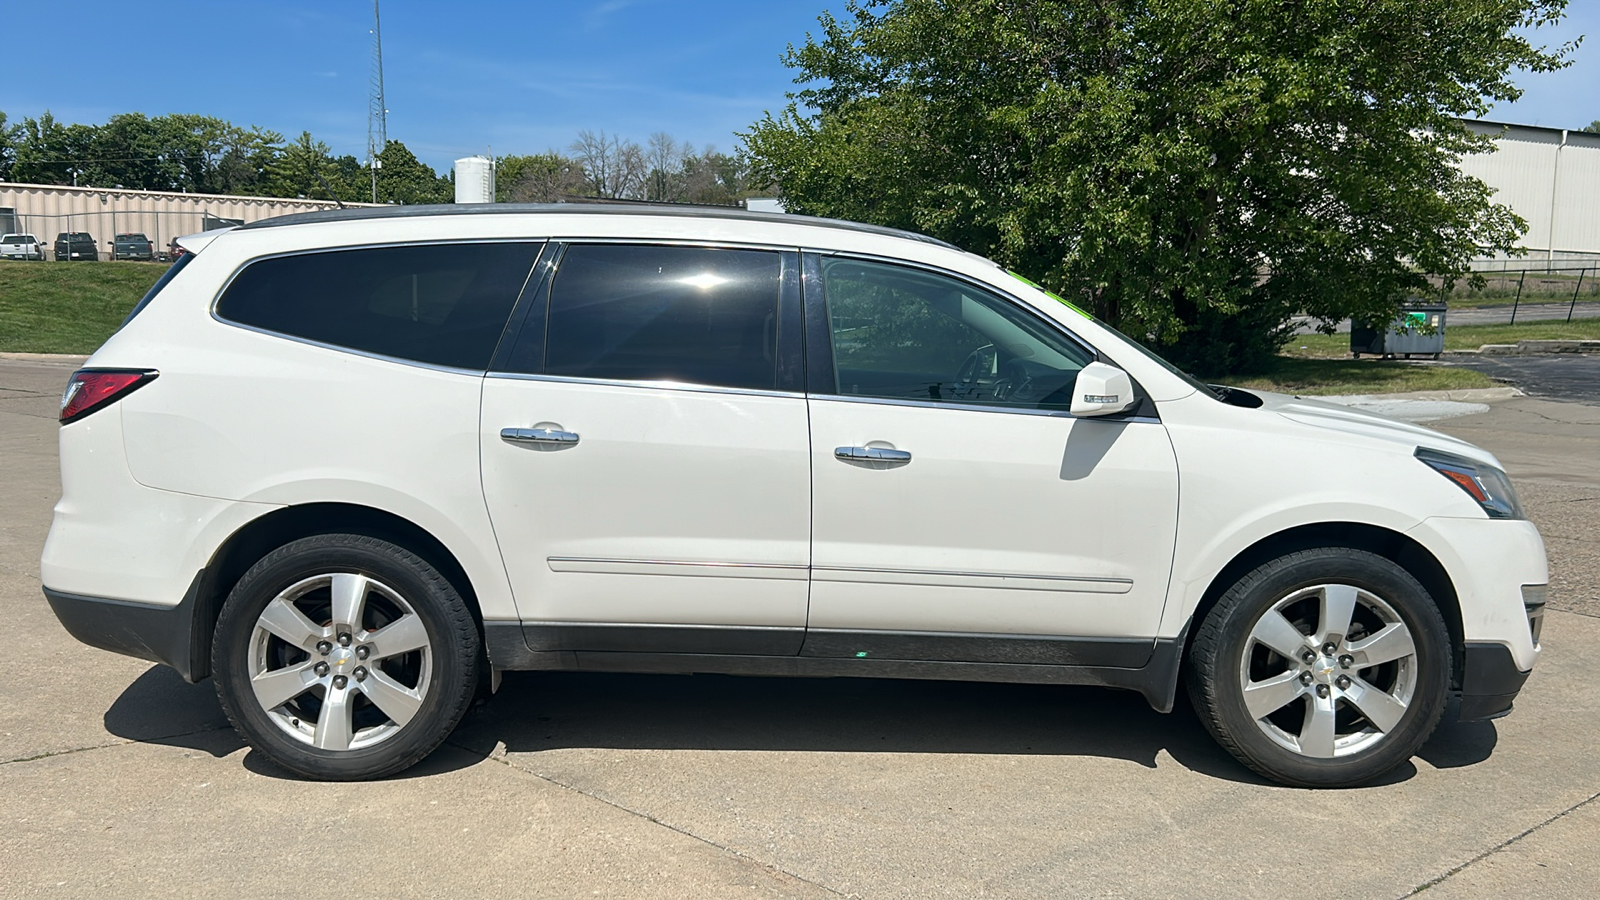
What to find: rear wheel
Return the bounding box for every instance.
[1187,548,1451,787]
[213,534,479,780]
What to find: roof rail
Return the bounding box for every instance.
[236,202,958,250]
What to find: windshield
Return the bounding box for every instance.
[1007,270,1220,401]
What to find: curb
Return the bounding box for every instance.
[1319,387,1523,403]
[1472,340,1600,356]
[0,352,91,363]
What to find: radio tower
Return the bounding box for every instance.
[367,0,388,203]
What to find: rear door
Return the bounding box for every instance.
[801,254,1180,666]
[479,242,812,655]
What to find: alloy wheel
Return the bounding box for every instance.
[1238,583,1419,758]
[246,572,433,752]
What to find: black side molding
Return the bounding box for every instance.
[484,621,1190,713]
[1458,641,1532,721]
[44,577,204,683]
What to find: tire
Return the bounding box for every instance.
[1187,548,1451,788]
[212,534,479,780]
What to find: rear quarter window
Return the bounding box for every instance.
[215,242,542,370]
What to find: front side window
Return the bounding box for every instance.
[541,244,782,391]
[821,258,1094,411]
[216,242,541,370]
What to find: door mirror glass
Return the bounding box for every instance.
[1069,362,1138,416]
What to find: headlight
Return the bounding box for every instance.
[1415,448,1524,519]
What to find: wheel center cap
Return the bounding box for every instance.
[1313,657,1339,683]
[330,646,355,672]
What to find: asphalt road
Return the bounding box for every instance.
[2,357,1598,898]
[1292,301,1600,334]
[1449,353,1600,406]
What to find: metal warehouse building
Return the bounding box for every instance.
[0,183,372,260]
[1459,120,1600,271]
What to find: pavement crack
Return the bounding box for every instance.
[1404,789,1600,896]
[2,740,126,766]
[1551,606,1600,620]
[445,737,852,897]
[0,724,230,767]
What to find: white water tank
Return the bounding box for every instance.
[454,156,496,204]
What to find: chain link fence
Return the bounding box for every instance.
[1428,267,1599,324]
[1,207,244,261]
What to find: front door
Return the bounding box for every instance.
[803,255,1179,666]
[480,243,811,655]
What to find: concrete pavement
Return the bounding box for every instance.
[3,357,1599,898]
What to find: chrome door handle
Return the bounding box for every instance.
[501,427,580,445]
[835,446,911,463]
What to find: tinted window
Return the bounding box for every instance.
[542,244,782,390]
[217,242,541,370]
[822,258,1094,411]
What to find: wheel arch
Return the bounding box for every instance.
[186,502,486,681]
[1178,522,1465,691]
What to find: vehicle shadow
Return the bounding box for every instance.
[1417,698,1500,770]
[103,665,1495,784]
[102,664,243,756]
[447,670,1464,787]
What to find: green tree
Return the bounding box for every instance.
[0,110,19,180]
[1583,120,1600,134]
[375,139,451,205]
[680,146,757,206]
[497,152,584,202]
[267,131,336,199]
[744,0,1571,374]
[11,113,99,187]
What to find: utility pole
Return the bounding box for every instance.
[368,0,388,204]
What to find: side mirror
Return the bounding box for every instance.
[1070,362,1139,417]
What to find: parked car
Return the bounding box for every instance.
[112,233,155,261]
[41,207,1546,786]
[53,232,98,261]
[0,233,46,260]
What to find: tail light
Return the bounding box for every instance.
[60,369,157,424]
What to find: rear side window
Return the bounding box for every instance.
[539,244,782,390]
[216,242,542,370]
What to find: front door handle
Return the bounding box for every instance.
[835,445,912,463]
[501,427,580,445]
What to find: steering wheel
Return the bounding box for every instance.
[996,358,1035,402]
[954,344,997,387]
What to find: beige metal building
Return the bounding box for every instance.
[1459,120,1600,271]
[0,183,379,259]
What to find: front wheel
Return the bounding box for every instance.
[213,534,480,780]
[1187,548,1451,787]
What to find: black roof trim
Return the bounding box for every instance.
[236,202,958,250]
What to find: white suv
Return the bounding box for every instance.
[42,206,1546,786]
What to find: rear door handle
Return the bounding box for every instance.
[835,446,912,463]
[501,427,580,445]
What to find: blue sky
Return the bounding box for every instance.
[1,1,1593,173]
